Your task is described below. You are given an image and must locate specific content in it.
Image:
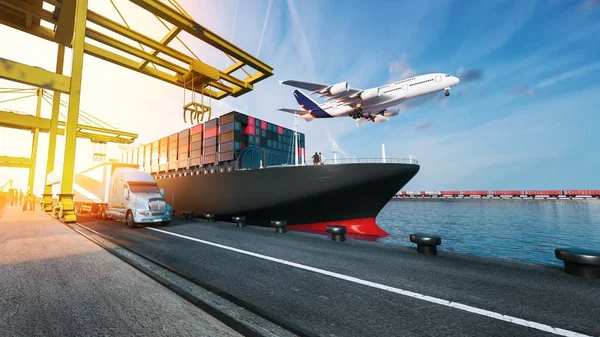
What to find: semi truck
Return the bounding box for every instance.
[50,160,172,227]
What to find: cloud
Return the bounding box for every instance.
[456,68,484,83]
[286,0,313,69]
[537,62,600,88]
[509,85,537,97]
[388,53,414,81]
[412,123,435,131]
[580,0,600,12]
[256,0,273,57]
[508,62,600,96]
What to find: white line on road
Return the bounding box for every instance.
[147,227,590,337]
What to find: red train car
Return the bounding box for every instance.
[563,190,600,197]
[524,190,561,197]
[441,191,460,196]
[462,190,489,196]
[491,190,522,197]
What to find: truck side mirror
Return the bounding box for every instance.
[160,188,164,197]
[123,188,130,200]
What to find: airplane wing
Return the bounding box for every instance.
[279,79,363,103]
[278,108,311,115]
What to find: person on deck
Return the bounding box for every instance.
[311,152,320,166]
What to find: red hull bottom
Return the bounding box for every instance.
[286,217,389,237]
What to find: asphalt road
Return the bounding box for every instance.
[79,215,600,337]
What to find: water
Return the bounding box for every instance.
[376,199,600,266]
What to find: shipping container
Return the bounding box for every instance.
[191,133,203,143]
[191,124,204,134]
[190,150,202,158]
[179,129,190,138]
[219,141,241,153]
[219,131,243,144]
[204,137,217,148]
[140,111,304,172]
[205,118,218,130]
[219,112,235,125]
[204,145,217,156]
[190,142,202,152]
[203,154,217,164]
[219,151,236,162]
[190,158,202,167]
[204,127,218,139]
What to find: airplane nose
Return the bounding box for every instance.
[454,76,460,85]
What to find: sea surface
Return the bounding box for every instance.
[376,199,600,266]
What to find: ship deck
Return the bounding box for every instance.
[72,214,599,337]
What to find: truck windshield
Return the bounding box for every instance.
[129,184,160,193]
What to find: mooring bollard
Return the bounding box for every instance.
[409,234,442,256]
[271,220,287,233]
[232,216,246,227]
[203,213,215,223]
[326,226,347,242]
[181,211,193,220]
[555,248,600,279]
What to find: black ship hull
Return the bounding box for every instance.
[155,163,419,236]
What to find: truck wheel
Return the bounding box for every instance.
[101,208,107,221]
[126,211,137,228]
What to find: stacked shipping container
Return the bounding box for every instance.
[121,111,306,173]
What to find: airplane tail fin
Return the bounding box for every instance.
[293,90,321,112]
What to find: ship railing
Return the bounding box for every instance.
[261,158,418,169]
[323,158,419,165]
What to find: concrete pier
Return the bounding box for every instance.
[79,214,600,337]
[0,202,241,337]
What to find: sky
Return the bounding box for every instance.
[1,0,599,194]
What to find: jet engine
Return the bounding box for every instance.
[329,82,349,96]
[373,115,389,123]
[359,88,381,101]
[380,108,400,117]
[444,87,450,97]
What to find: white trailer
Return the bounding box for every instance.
[50,160,172,227]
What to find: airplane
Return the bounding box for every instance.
[278,73,460,124]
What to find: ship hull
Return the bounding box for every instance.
[155,163,419,236]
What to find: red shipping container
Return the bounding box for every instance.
[204,127,217,139]
[277,126,283,135]
[248,116,255,125]
[261,120,267,129]
[420,191,426,195]
[245,124,255,135]
[191,124,204,134]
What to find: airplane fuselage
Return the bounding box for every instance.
[322,73,459,117]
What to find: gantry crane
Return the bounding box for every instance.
[0,0,273,222]
[0,87,138,211]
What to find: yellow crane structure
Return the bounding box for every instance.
[0,0,273,222]
[0,178,13,198]
[0,87,138,211]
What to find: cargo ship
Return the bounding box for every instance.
[120,111,419,236]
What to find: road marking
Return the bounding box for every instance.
[148,227,590,337]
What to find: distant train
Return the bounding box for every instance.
[397,190,600,198]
